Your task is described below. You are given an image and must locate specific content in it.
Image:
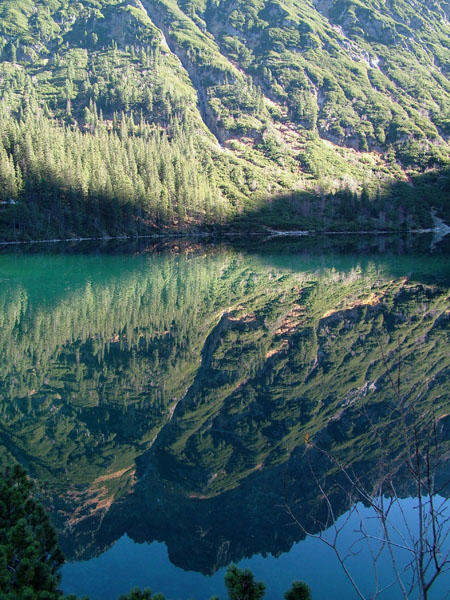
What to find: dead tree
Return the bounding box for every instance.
[284,339,450,599]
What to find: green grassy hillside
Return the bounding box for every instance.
[0,0,449,237]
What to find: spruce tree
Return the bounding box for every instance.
[0,465,65,599]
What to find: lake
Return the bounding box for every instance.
[1,235,450,599]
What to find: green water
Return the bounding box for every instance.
[1,236,450,599]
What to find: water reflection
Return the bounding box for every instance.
[0,237,449,595]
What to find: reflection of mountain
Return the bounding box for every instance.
[59,427,450,576]
[58,444,320,573]
[0,241,450,572]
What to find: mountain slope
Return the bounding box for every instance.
[0,0,449,238]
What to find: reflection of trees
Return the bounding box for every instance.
[0,249,307,485]
[0,246,449,575]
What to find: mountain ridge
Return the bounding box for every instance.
[0,0,449,238]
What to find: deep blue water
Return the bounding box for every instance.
[62,499,450,600]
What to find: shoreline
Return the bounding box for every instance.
[0,227,446,246]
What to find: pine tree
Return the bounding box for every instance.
[224,565,266,600]
[0,466,65,599]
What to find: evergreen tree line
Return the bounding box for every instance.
[0,106,229,239]
[0,103,448,239]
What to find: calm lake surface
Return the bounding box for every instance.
[1,235,450,599]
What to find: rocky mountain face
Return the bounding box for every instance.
[0,0,449,234]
